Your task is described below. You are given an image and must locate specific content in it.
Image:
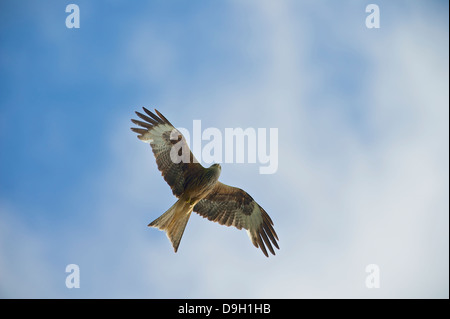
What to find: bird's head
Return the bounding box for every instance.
[207,163,222,181]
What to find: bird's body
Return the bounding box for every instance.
[181,164,222,204]
[131,108,279,257]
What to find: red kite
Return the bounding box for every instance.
[131,108,279,257]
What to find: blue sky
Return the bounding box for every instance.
[0,1,448,298]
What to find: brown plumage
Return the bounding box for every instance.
[130,108,279,257]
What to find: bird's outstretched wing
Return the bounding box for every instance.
[130,108,203,198]
[193,182,279,257]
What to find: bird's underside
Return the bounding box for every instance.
[131,107,279,257]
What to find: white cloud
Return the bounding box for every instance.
[0,204,62,298]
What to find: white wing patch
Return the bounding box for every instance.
[138,123,174,144]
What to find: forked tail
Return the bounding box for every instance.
[148,199,193,252]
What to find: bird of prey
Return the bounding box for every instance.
[130,108,279,257]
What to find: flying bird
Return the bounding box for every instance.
[130,108,279,257]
